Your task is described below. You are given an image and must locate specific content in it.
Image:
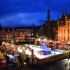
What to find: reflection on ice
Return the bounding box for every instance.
[25,45,65,59]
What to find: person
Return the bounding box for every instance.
[37,41,40,46]
[49,43,54,50]
[4,53,10,64]
[41,41,47,49]
[19,51,26,66]
[56,43,59,49]
[29,49,37,65]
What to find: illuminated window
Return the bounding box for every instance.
[68,29,69,41]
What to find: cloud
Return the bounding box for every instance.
[0,0,70,16]
[0,12,47,27]
[0,0,70,27]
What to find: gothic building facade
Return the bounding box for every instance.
[0,28,34,43]
[38,9,58,40]
[57,10,70,41]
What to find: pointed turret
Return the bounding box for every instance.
[62,10,65,18]
[58,14,60,26]
[47,9,51,39]
[58,14,60,20]
[47,9,50,22]
[66,8,68,16]
[65,8,68,20]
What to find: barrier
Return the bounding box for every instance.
[37,51,69,64]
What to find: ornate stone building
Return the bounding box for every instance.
[57,10,70,41]
[38,9,58,40]
[0,28,33,43]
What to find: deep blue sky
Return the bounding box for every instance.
[0,0,70,27]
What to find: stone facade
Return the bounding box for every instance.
[57,10,70,41]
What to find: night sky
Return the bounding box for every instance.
[0,0,70,28]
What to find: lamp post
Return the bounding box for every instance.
[33,22,34,38]
[32,22,35,44]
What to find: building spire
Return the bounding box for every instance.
[58,14,60,20]
[66,8,68,15]
[47,9,50,22]
[62,10,65,18]
[32,22,34,39]
[47,9,51,39]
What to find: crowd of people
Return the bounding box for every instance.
[0,40,69,67]
[35,40,68,50]
[0,41,37,67]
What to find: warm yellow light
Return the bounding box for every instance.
[38,38,41,41]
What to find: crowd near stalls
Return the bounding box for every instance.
[0,41,37,67]
[35,38,70,50]
[0,40,70,67]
